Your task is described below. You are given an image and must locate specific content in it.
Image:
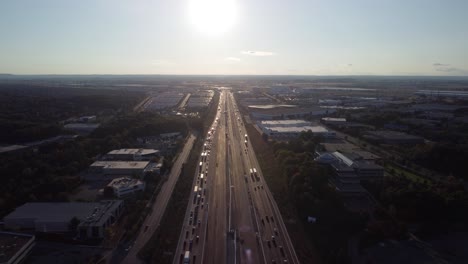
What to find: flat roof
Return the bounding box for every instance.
[107,148,159,156]
[64,123,100,129]
[268,126,329,133]
[90,161,150,170]
[5,203,99,223]
[322,117,347,122]
[108,177,144,189]
[261,119,310,126]
[250,107,324,115]
[367,130,423,140]
[4,201,123,227]
[332,151,354,166]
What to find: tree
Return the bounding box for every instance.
[68,217,81,233]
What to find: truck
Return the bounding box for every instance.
[193,186,198,204]
[253,168,260,181]
[183,251,190,263]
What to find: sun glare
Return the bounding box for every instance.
[188,0,237,35]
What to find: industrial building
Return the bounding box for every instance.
[3,200,123,239]
[89,161,150,177]
[315,151,384,195]
[63,123,100,135]
[321,117,347,125]
[107,177,145,197]
[106,148,160,161]
[364,130,424,145]
[258,120,336,140]
[249,107,335,120]
[0,232,35,264]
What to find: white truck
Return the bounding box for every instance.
[183,251,190,263]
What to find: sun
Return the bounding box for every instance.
[188,0,237,35]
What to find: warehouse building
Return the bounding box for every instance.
[315,151,384,195]
[3,200,123,239]
[363,130,424,145]
[89,161,150,177]
[258,120,336,140]
[249,107,335,120]
[106,148,160,161]
[107,177,145,198]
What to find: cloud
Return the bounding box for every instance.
[241,50,275,56]
[225,57,241,61]
[433,63,468,74]
[433,63,450,67]
[435,67,465,73]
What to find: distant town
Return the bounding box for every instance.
[0,75,468,264]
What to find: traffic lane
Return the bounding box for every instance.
[175,143,210,263]
[245,139,297,264]
[173,94,224,264]
[205,95,228,264]
[245,142,290,263]
[231,91,297,264]
[226,100,262,264]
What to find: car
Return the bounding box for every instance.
[274,228,279,235]
[279,246,285,257]
[267,240,271,248]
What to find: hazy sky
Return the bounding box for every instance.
[1,0,467,75]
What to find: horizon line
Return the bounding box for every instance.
[1,73,468,78]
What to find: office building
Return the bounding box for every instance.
[107,177,145,197]
[106,148,160,161]
[89,161,150,177]
[3,201,123,239]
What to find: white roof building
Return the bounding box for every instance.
[107,177,145,198]
[260,119,311,127]
[258,119,336,140]
[106,148,160,161]
[315,151,384,195]
[89,161,150,177]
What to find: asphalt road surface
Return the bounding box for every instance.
[121,133,196,264]
[173,90,299,264]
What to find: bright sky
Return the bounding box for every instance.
[1,0,467,75]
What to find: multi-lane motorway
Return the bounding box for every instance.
[173,90,299,264]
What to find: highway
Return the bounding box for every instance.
[173,90,299,264]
